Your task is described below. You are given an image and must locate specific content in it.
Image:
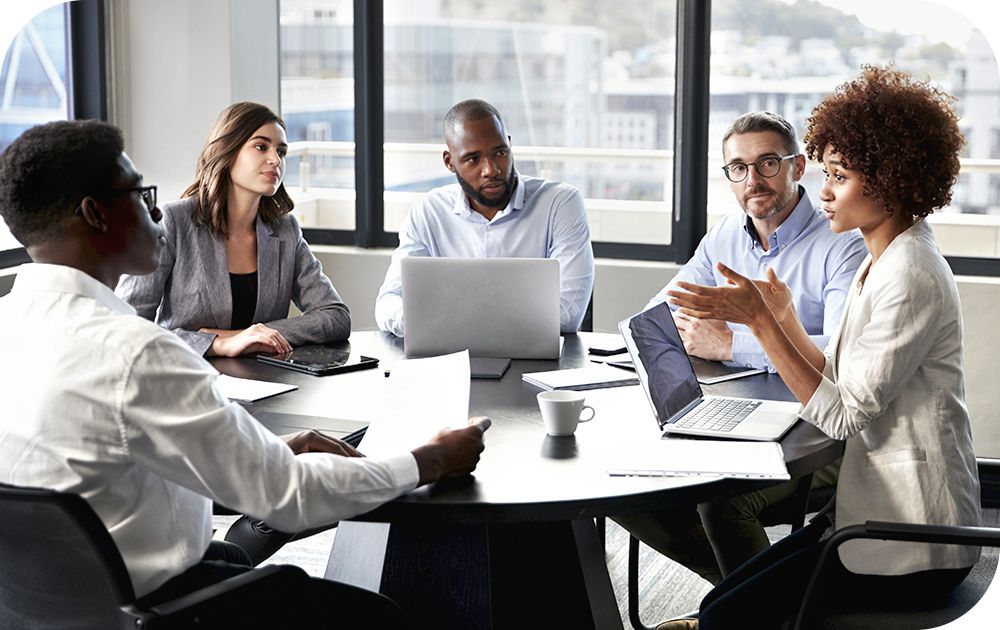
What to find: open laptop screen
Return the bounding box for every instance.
[627,303,703,427]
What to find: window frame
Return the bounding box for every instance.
[5,0,999,277]
[0,0,106,265]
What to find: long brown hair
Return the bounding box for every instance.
[183,102,294,238]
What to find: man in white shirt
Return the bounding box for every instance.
[0,120,488,624]
[375,99,595,336]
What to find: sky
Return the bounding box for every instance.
[811,0,992,49]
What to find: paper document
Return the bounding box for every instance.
[522,364,639,391]
[216,374,297,402]
[360,350,471,457]
[608,440,789,480]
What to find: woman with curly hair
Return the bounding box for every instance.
[658,66,982,629]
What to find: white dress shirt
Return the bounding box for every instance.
[375,174,595,336]
[0,264,418,596]
[801,221,981,575]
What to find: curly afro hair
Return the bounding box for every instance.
[0,120,124,247]
[804,65,965,219]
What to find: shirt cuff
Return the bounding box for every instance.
[730,330,775,373]
[383,453,421,491]
[801,376,842,438]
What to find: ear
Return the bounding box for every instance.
[791,154,807,181]
[76,197,109,233]
[443,150,455,172]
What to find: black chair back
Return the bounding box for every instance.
[0,483,134,629]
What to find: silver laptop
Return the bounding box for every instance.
[619,303,800,441]
[402,257,560,359]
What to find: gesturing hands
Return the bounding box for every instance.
[667,263,791,330]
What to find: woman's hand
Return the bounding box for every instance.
[667,262,773,331]
[207,323,292,357]
[752,267,794,324]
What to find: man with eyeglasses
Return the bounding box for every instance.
[0,120,489,625]
[615,112,864,592]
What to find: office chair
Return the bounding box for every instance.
[0,482,311,629]
[627,473,826,630]
[792,520,1000,630]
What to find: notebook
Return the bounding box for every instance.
[402,257,560,359]
[619,303,800,441]
[522,364,639,391]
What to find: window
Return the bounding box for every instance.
[708,0,1000,260]
[381,1,676,246]
[280,0,678,248]
[279,0,356,232]
[0,4,70,252]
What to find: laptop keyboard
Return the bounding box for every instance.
[675,398,762,432]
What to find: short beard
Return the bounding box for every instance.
[741,182,796,220]
[455,168,517,212]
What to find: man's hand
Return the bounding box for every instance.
[673,311,733,361]
[281,430,363,457]
[205,323,292,357]
[411,416,490,486]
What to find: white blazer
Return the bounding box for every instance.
[802,220,981,575]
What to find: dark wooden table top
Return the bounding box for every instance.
[213,331,843,525]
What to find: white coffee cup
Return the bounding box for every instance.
[537,390,596,436]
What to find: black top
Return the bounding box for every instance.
[229,271,258,330]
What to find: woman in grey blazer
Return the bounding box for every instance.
[660,67,981,629]
[117,102,352,564]
[116,102,350,357]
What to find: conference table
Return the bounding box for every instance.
[213,331,843,630]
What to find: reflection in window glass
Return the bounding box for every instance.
[0,4,69,251]
[279,0,356,231]
[279,0,677,244]
[381,0,676,244]
[708,0,1000,258]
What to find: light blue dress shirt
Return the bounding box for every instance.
[647,187,867,371]
[376,174,595,337]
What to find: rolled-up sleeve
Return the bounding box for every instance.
[801,270,940,440]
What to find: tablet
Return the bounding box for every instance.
[257,344,379,376]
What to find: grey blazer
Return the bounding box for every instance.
[116,197,351,355]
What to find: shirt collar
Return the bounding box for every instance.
[742,185,813,251]
[11,263,136,316]
[452,172,524,220]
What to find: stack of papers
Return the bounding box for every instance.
[216,374,297,402]
[522,364,639,391]
[607,440,789,479]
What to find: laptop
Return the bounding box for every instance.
[402,257,560,359]
[619,303,800,441]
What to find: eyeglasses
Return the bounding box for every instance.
[108,185,157,211]
[722,155,797,183]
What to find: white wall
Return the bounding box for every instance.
[111,0,280,201]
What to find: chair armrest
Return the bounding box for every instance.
[120,564,310,629]
[792,521,999,630]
